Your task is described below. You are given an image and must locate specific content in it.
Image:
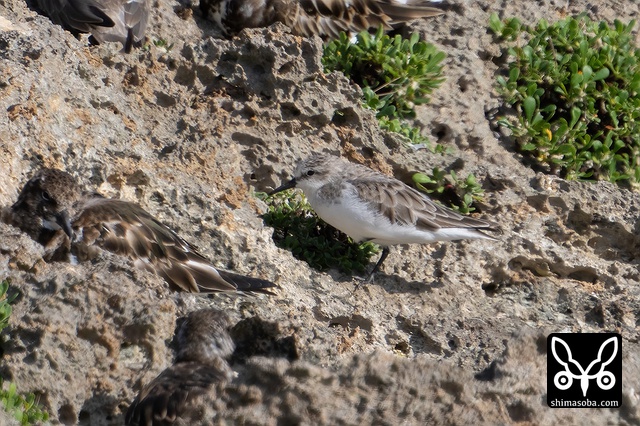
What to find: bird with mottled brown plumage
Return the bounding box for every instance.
[6,168,276,294]
[125,309,236,426]
[35,0,149,52]
[201,0,446,39]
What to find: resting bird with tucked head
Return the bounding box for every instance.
[6,168,276,295]
[125,309,236,426]
[35,0,149,52]
[201,0,446,39]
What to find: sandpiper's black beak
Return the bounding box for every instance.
[269,178,297,195]
[55,210,73,238]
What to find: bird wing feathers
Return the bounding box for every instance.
[125,361,231,426]
[36,0,148,51]
[72,197,275,294]
[206,0,443,38]
[351,177,495,232]
[91,0,149,47]
[288,0,390,38]
[37,0,115,32]
[286,0,443,38]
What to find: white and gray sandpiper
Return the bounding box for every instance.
[271,153,497,278]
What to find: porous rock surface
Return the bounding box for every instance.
[0,0,639,424]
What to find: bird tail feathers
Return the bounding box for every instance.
[217,270,278,295]
[376,0,445,23]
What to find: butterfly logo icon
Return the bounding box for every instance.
[551,336,618,397]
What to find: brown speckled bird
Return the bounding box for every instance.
[7,168,276,294]
[125,309,235,426]
[201,0,446,38]
[35,0,149,52]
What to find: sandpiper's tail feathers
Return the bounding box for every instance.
[376,0,446,24]
[157,244,278,295]
[416,211,500,242]
[217,269,278,295]
[142,243,277,295]
[468,227,500,241]
[429,214,498,233]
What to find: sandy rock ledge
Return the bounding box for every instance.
[0,0,639,424]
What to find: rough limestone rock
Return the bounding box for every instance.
[0,0,639,424]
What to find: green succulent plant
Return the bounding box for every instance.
[257,191,379,273]
[0,380,49,426]
[413,168,486,214]
[0,280,15,334]
[491,14,640,187]
[0,280,49,425]
[323,27,446,149]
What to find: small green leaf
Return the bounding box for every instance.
[581,65,593,81]
[412,173,434,184]
[569,106,582,128]
[489,13,505,35]
[509,67,520,82]
[523,96,537,123]
[593,67,610,81]
[555,144,577,156]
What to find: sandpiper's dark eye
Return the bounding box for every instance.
[41,191,51,201]
[306,170,315,177]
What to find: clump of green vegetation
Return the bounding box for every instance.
[257,192,379,273]
[413,169,486,214]
[322,28,487,208]
[0,280,15,333]
[490,14,640,187]
[0,380,49,426]
[323,27,446,149]
[0,280,49,425]
[142,38,174,53]
[153,38,174,52]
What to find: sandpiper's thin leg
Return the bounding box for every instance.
[365,247,390,282]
